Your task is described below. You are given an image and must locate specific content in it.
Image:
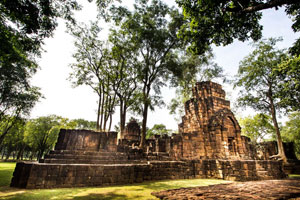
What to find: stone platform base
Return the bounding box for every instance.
[11,160,286,189]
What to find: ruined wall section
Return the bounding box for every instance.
[55,129,118,152]
[178,81,250,160]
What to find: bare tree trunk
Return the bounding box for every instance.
[140,84,150,149]
[270,102,287,162]
[108,112,113,131]
[120,101,127,139]
[103,95,111,131]
[268,91,287,162]
[0,123,14,146]
[5,151,11,160]
[140,103,148,149]
[96,92,102,131]
[100,85,105,130]
[119,100,124,138]
[1,150,5,160]
[17,146,24,160]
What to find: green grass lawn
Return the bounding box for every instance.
[289,174,300,179]
[0,162,231,200]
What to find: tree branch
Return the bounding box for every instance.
[227,0,298,13]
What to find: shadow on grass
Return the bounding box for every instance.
[135,179,230,192]
[137,182,180,191]
[72,192,142,200]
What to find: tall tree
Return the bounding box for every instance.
[110,0,187,148]
[0,0,82,146]
[0,0,118,144]
[109,29,139,135]
[68,22,115,131]
[176,0,300,55]
[69,21,140,132]
[234,38,289,162]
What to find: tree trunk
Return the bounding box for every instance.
[5,151,11,160]
[96,94,102,131]
[0,124,13,146]
[1,150,5,160]
[140,83,151,149]
[108,111,113,132]
[100,85,105,130]
[38,149,45,161]
[119,100,127,139]
[139,103,148,149]
[103,96,111,131]
[17,146,24,160]
[269,95,287,162]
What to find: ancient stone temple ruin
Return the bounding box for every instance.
[11,81,296,189]
[178,82,249,159]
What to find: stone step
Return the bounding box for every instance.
[41,158,147,164]
[44,154,128,160]
[49,150,127,156]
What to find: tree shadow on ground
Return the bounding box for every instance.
[136,179,230,192]
[71,192,141,200]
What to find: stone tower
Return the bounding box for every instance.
[178,81,249,159]
[122,119,141,141]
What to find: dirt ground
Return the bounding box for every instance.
[152,179,300,200]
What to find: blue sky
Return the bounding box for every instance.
[30,1,299,131]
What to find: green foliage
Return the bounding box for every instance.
[235,38,288,112]
[273,55,300,111]
[0,0,81,90]
[168,52,223,121]
[0,0,82,146]
[0,117,27,160]
[109,0,191,146]
[281,112,300,159]
[176,0,300,55]
[24,115,76,159]
[108,27,140,133]
[70,118,97,130]
[239,114,275,144]
[234,38,290,161]
[68,20,141,132]
[68,21,117,131]
[146,124,172,139]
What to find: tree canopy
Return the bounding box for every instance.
[109,0,188,147]
[176,0,300,55]
[0,0,83,146]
